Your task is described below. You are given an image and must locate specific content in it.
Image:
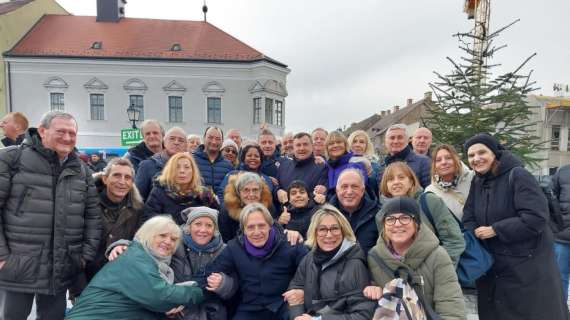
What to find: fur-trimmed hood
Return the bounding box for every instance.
[223,173,273,221]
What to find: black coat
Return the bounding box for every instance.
[551,164,570,243]
[329,194,379,256]
[125,141,155,174]
[0,129,102,294]
[134,152,168,201]
[276,155,327,196]
[463,151,568,320]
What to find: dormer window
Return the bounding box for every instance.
[91,41,102,49]
[171,43,182,51]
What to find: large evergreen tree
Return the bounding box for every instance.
[424,20,544,166]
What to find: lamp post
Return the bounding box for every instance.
[126,103,140,129]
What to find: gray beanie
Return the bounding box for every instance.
[181,206,219,230]
[221,139,238,151]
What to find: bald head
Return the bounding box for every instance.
[412,127,432,155]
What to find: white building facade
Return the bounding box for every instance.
[6,57,289,147]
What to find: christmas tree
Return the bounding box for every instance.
[424,20,544,166]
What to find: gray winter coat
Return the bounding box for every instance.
[0,128,102,294]
[288,240,376,320]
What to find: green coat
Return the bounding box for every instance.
[367,226,466,320]
[378,190,465,266]
[66,241,203,320]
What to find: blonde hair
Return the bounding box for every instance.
[135,215,182,252]
[430,144,463,183]
[305,204,356,249]
[324,131,348,158]
[379,162,420,197]
[157,153,202,193]
[347,130,374,156]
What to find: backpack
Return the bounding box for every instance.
[369,250,441,320]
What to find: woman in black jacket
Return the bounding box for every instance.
[284,204,375,320]
[462,133,568,320]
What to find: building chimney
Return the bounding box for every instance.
[393,105,400,113]
[381,110,386,116]
[387,110,391,114]
[407,98,413,106]
[97,0,126,22]
[424,91,432,101]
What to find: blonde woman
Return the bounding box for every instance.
[284,204,375,320]
[144,152,218,224]
[348,129,380,198]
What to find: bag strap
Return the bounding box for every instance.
[419,192,440,238]
[369,250,396,278]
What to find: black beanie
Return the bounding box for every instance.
[382,197,421,222]
[464,133,503,157]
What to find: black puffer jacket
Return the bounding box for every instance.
[551,164,570,243]
[288,240,375,320]
[0,128,101,294]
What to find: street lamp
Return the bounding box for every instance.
[126,103,140,129]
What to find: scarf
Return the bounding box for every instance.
[183,232,222,253]
[384,145,412,165]
[434,174,460,191]
[244,226,276,258]
[313,241,342,266]
[141,240,175,284]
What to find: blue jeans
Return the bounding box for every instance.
[554,241,570,302]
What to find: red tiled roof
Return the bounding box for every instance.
[0,0,34,15]
[6,15,286,67]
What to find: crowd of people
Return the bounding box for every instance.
[0,110,569,320]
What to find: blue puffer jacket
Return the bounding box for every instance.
[207,225,308,315]
[329,194,380,256]
[193,145,234,196]
[326,152,368,190]
[134,152,169,201]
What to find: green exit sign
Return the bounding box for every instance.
[121,128,142,146]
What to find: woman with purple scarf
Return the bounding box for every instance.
[205,203,308,320]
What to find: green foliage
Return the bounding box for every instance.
[424,20,544,166]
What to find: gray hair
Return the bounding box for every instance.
[39,111,77,129]
[140,119,165,137]
[337,168,365,187]
[134,215,182,253]
[165,126,187,139]
[239,202,274,231]
[187,134,201,142]
[386,124,408,137]
[234,172,264,192]
[103,157,135,177]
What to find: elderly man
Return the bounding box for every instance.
[281,132,294,157]
[311,128,328,158]
[71,158,143,299]
[0,111,101,319]
[379,124,431,188]
[412,127,433,156]
[193,127,234,196]
[124,119,164,173]
[227,128,242,149]
[329,169,378,255]
[276,132,328,203]
[0,112,28,148]
[258,129,282,178]
[135,126,188,200]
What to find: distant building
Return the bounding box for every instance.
[0,0,68,117]
[526,94,570,175]
[343,92,436,156]
[4,0,289,147]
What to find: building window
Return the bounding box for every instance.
[253,98,261,124]
[129,95,144,120]
[207,97,221,124]
[552,125,561,151]
[265,98,274,124]
[90,94,104,120]
[275,100,283,127]
[168,96,183,123]
[50,92,64,111]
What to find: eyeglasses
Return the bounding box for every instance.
[223,148,237,154]
[384,215,414,226]
[316,225,342,237]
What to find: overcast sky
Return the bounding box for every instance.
[56,0,570,133]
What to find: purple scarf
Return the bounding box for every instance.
[244,226,276,257]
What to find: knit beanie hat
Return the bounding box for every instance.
[382,197,421,222]
[464,133,503,157]
[221,139,238,151]
[181,206,219,230]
